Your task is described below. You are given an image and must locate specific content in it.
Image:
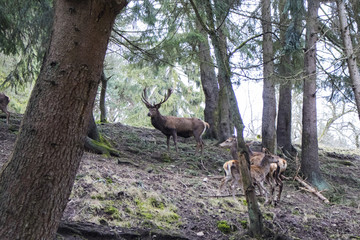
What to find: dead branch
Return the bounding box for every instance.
[199,193,245,198]
[294,176,330,204]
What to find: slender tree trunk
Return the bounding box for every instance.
[225,79,264,237]
[277,0,296,156]
[261,0,276,153]
[0,1,127,239]
[336,0,360,121]
[196,19,219,139]
[189,0,264,235]
[100,71,108,123]
[301,0,327,190]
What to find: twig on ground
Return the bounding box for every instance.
[294,176,330,204]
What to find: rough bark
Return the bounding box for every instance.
[301,0,327,190]
[0,1,127,239]
[201,0,232,143]
[261,0,277,153]
[336,0,360,121]
[277,0,296,156]
[196,19,219,139]
[100,71,108,123]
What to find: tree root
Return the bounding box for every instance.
[84,136,121,157]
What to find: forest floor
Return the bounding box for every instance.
[0,113,360,240]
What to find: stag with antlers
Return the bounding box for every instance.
[141,88,209,155]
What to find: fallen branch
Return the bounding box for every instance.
[294,176,330,204]
[199,193,245,198]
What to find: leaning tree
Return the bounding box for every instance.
[0,0,128,239]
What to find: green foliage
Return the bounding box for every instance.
[0,0,53,87]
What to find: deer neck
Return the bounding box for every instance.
[151,112,167,130]
[260,156,271,171]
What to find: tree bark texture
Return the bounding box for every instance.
[301,0,327,190]
[100,71,108,123]
[0,0,127,239]
[277,0,296,156]
[336,0,360,121]
[261,0,277,153]
[196,19,219,139]
[200,0,232,142]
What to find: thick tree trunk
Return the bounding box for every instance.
[0,1,127,239]
[196,19,219,139]
[261,0,276,153]
[301,0,327,190]
[336,0,360,121]
[100,71,108,123]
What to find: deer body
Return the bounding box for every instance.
[219,151,278,204]
[0,93,10,124]
[219,137,285,205]
[142,88,209,154]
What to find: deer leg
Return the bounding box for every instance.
[166,135,171,152]
[172,131,178,152]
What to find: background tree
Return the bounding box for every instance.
[0,0,128,239]
[261,0,276,153]
[336,0,360,121]
[276,0,304,157]
[301,0,327,190]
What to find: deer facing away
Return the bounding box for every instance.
[141,88,209,155]
[0,93,10,124]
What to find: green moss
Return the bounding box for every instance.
[239,220,248,229]
[105,177,113,184]
[264,212,274,221]
[217,220,231,234]
[149,197,165,209]
[161,153,172,162]
[104,205,118,215]
[91,194,105,200]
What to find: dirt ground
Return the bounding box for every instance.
[1,115,360,240]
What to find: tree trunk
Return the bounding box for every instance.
[225,79,264,238]
[261,0,276,153]
[301,0,327,190]
[277,0,296,156]
[189,0,264,235]
[100,71,108,123]
[0,1,128,239]
[336,0,360,121]
[196,19,219,139]
[214,27,232,142]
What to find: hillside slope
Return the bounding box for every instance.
[0,116,359,239]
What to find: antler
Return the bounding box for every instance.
[155,88,172,108]
[141,88,153,108]
[141,88,173,109]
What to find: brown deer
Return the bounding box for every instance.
[219,137,286,205]
[141,88,209,155]
[0,93,10,124]
[219,149,279,204]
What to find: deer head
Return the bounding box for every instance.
[141,88,172,117]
